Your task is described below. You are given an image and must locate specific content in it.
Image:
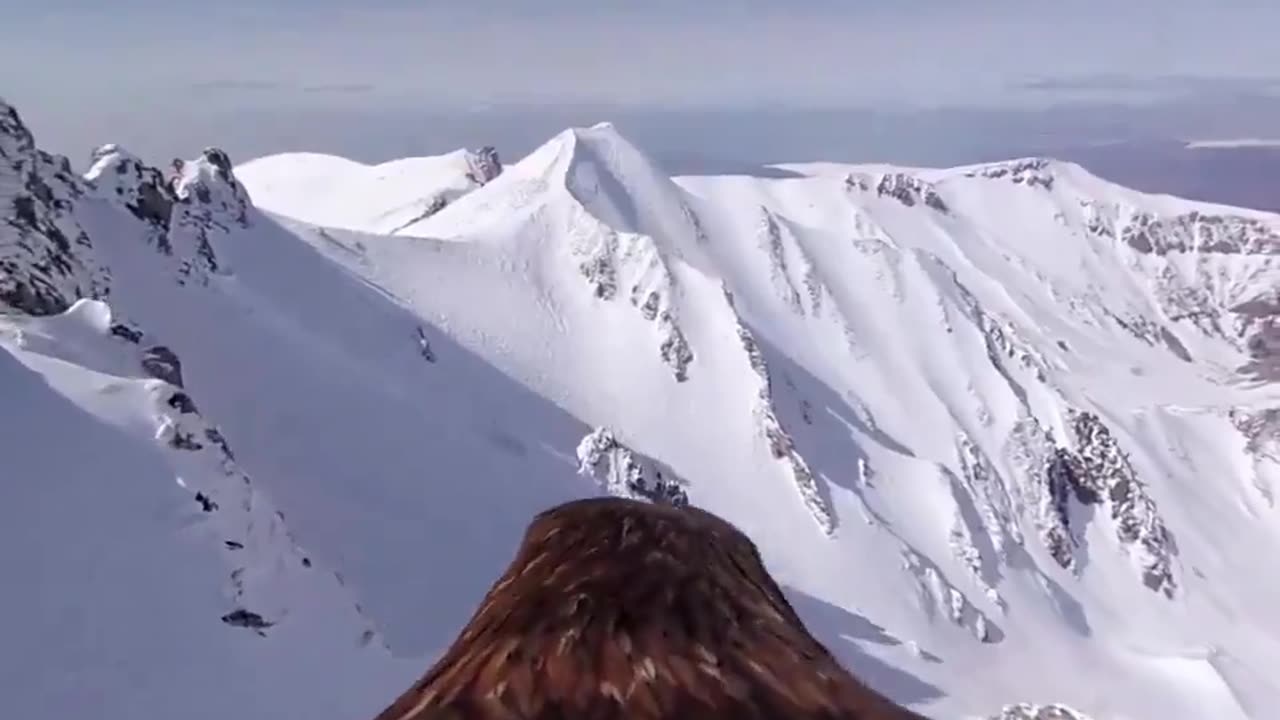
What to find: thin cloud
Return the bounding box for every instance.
[300,83,378,95]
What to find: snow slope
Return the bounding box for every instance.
[5,98,1280,720]
[235,147,501,235]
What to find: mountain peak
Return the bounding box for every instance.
[555,120,623,144]
[463,145,503,185]
[0,98,35,157]
[542,120,642,168]
[172,147,251,228]
[373,497,926,720]
[1,99,106,314]
[86,144,175,227]
[8,95,1280,720]
[518,120,707,249]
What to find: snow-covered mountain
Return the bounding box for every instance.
[4,97,1280,720]
[235,146,502,236]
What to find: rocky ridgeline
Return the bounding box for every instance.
[463,145,503,186]
[1039,411,1178,596]
[949,271,1053,392]
[845,171,950,213]
[988,703,1094,720]
[575,427,689,505]
[1078,197,1280,380]
[84,143,251,284]
[723,285,835,535]
[1234,291,1280,380]
[1,100,108,314]
[2,96,383,650]
[1119,209,1280,256]
[1,297,380,645]
[1231,407,1280,459]
[1081,197,1280,371]
[757,206,823,316]
[98,302,367,637]
[951,435,1016,610]
[569,205,694,382]
[1,96,259,319]
[963,158,1056,190]
[384,146,504,234]
[1110,310,1194,362]
[955,275,1179,596]
[86,144,174,229]
[901,545,1001,643]
[1231,407,1280,502]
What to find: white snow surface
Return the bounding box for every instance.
[235,149,492,235]
[5,104,1280,720]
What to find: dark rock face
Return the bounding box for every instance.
[1,99,108,315]
[965,158,1056,190]
[2,99,254,318]
[874,173,949,213]
[201,147,233,176]
[465,146,503,185]
[141,345,184,387]
[1120,210,1280,256]
[220,608,273,631]
[1041,411,1177,597]
[88,144,174,231]
[183,147,249,228]
[1234,292,1280,381]
[110,323,143,343]
[373,498,928,720]
[1043,447,1088,569]
[1110,313,1193,363]
[1,102,35,155]
[167,391,199,414]
[167,147,251,280]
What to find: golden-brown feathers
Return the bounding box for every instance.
[373,497,929,720]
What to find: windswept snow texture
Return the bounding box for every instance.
[235,147,500,235]
[5,96,1280,720]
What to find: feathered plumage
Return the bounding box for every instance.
[374,497,929,720]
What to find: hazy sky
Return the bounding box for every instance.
[5,1,1280,166]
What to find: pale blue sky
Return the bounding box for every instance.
[5,1,1280,167]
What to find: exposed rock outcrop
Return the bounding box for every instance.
[1120,209,1280,256]
[85,143,251,283]
[464,146,503,185]
[570,207,694,382]
[1031,410,1178,596]
[869,172,949,213]
[1,99,108,314]
[989,703,1093,720]
[576,427,689,506]
[964,158,1056,190]
[87,144,174,230]
[1,102,256,320]
[725,286,835,536]
[373,497,927,720]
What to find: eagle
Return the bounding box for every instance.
[373,496,930,720]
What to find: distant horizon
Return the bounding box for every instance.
[8,0,1280,171]
[10,92,1280,170]
[9,0,1280,213]
[10,87,1280,213]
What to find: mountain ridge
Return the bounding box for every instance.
[5,96,1280,719]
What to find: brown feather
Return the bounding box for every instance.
[372,497,931,720]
